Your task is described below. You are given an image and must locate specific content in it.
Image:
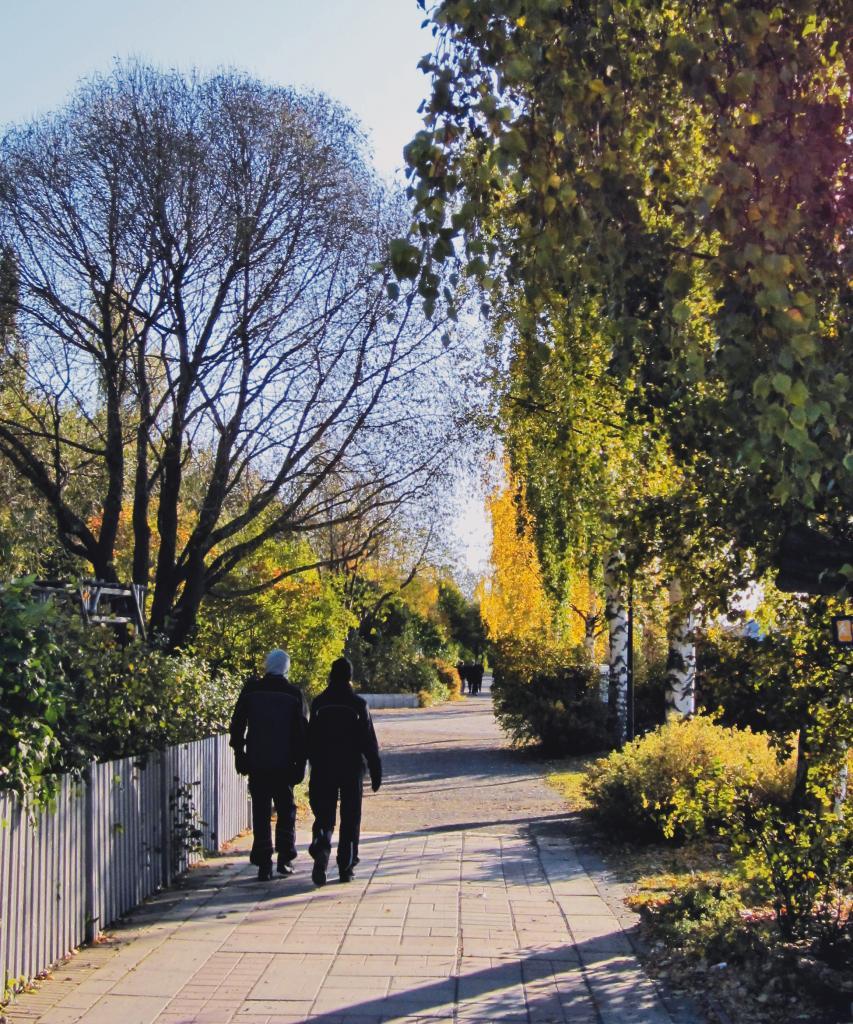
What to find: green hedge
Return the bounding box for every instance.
[0,581,243,804]
[0,582,71,802]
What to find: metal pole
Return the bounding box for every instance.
[84,760,99,943]
[160,750,171,887]
[627,579,635,741]
[212,736,221,853]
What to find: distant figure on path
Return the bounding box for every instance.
[308,657,382,886]
[456,660,469,693]
[469,662,484,695]
[229,649,308,881]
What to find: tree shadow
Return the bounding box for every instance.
[281,930,667,1024]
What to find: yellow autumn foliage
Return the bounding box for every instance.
[478,467,567,655]
[563,572,607,661]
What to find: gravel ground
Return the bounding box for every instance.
[365,683,569,838]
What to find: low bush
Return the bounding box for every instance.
[721,801,853,945]
[0,582,243,805]
[633,874,750,963]
[67,626,243,762]
[635,866,853,1022]
[417,665,453,707]
[583,716,794,842]
[492,642,611,755]
[361,649,456,706]
[0,580,74,801]
[433,657,462,700]
[368,653,439,694]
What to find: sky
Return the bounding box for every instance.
[0,0,430,179]
[0,0,491,578]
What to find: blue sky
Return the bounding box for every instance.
[0,0,491,576]
[0,0,433,179]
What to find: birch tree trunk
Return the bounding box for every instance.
[833,690,851,817]
[582,617,597,661]
[834,760,848,817]
[604,551,629,745]
[598,664,610,703]
[665,577,696,719]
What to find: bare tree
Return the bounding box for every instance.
[0,65,455,646]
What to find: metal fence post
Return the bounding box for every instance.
[0,734,255,993]
[84,759,99,943]
[212,737,221,852]
[159,750,171,887]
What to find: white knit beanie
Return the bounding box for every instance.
[265,649,291,677]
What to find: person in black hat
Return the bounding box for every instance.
[307,656,382,886]
[229,649,308,881]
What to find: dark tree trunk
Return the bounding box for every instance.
[131,339,152,589]
[95,374,124,584]
[164,552,207,650]
[149,428,183,636]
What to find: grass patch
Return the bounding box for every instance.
[545,754,597,811]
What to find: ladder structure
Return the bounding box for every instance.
[31,579,147,640]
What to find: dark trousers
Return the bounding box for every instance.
[248,775,296,866]
[309,769,363,873]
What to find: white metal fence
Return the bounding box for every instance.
[360,693,419,709]
[0,733,250,995]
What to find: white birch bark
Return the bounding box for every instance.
[665,577,696,719]
[571,600,601,663]
[834,761,848,818]
[598,664,610,703]
[604,550,629,744]
[834,690,852,817]
[582,625,596,661]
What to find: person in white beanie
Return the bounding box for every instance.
[229,649,308,880]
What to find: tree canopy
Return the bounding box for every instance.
[0,65,459,646]
[398,0,851,594]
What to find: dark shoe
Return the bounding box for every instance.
[257,863,274,881]
[338,868,353,883]
[311,862,327,887]
[277,855,295,876]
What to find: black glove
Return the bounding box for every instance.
[371,772,382,793]
[234,749,250,776]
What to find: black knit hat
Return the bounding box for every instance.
[329,656,353,687]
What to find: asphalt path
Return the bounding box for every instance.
[366,682,569,838]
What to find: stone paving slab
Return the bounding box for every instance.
[8,690,699,1024]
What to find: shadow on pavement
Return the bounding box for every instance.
[357,813,575,844]
[294,931,664,1024]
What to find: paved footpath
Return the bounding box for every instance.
[9,685,695,1024]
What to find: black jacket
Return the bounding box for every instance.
[229,673,308,781]
[308,683,382,787]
